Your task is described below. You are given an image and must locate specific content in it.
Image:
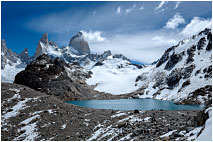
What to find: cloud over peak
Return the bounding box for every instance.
[164,13,185,29]
[81,30,106,43]
[180,17,212,37]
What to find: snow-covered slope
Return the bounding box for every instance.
[1,40,27,83]
[86,55,144,95]
[135,28,212,104]
[1,60,26,83]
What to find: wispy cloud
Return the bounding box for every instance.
[164,13,185,29]
[116,6,121,15]
[174,1,181,9]
[125,4,137,14]
[155,1,168,10]
[180,17,212,37]
[152,35,177,44]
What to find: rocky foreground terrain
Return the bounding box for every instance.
[1,83,211,141]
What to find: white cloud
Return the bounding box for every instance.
[152,36,177,45]
[152,36,164,41]
[89,31,180,64]
[180,17,212,37]
[164,13,185,29]
[125,4,136,14]
[81,30,106,43]
[174,1,181,9]
[155,1,168,10]
[116,6,121,14]
[140,5,144,10]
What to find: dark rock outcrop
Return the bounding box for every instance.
[164,51,184,71]
[197,37,206,50]
[113,54,130,61]
[186,45,196,64]
[206,32,212,51]
[203,65,212,78]
[182,64,195,79]
[156,46,175,68]
[166,68,182,89]
[14,54,109,101]
[177,85,212,105]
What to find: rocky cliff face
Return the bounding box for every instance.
[33,33,60,60]
[18,48,32,64]
[1,39,28,82]
[1,39,19,69]
[135,28,212,104]
[14,54,113,101]
[68,31,90,55]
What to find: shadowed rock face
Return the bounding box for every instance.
[68,32,90,55]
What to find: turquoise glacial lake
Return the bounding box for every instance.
[67,99,205,110]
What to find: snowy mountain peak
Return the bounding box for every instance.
[68,32,90,55]
[135,28,212,104]
[19,48,29,60]
[33,33,60,59]
[1,39,27,82]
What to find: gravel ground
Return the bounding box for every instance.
[1,83,202,141]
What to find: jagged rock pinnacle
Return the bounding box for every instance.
[40,33,48,44]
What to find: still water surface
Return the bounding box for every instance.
[67,99,205,110]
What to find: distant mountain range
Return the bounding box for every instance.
[1,31,133,82]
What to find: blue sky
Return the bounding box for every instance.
[1,1,212,63]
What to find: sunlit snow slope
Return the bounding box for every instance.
[86,56,144,95]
